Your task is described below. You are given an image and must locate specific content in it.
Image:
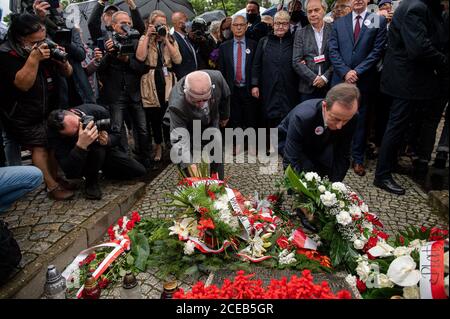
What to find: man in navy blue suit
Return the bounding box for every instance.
[172,12,198,80]
[328,0,387,177]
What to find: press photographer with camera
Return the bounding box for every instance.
[97,11,152,169]
[0,13,74,200]
[187,18,216,70]
[47,104,146,200]
[136,10,181,165]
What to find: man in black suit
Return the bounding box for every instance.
[245,1,270,42]
[172,11,198,80]
[374,0,449,195]
[219,15,258,143]
[278,83,359,182]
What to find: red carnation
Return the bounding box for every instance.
[276,236,290,250]
[363,236,378,252]
[421,226,427,233]
[118,217,124,228]
[98,277,110,289]
[198,207,209,215]
[399,236,405,245]
[356,279,366,293]
[126,220,135,230]
[131,211,141,223]
[267,194,279,202]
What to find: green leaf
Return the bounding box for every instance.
[285,166,315,199]
[119,268,127,277]
[330,234,347,267]
[132,233,150,272]
[362,287,403,299]
[318,222,335,242]
[126,254,135,266]
[184,265,198,276]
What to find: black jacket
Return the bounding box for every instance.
[97,53,150,105]
[246,15,270,42]
[172,31,198,80]
[251,33,299,120]
[381,0,448,100]
[48,103,121,178]
[87,2,145,44]
[218,37,258,95]
[278,99,357,182]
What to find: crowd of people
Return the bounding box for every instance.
[0,0,448,213]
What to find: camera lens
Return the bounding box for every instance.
[156,25,166,37]
[95,119,111,131]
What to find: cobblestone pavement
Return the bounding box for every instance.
[0,180,139,273]
[96,153,448,298]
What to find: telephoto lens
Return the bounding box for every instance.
[95,119,111,131]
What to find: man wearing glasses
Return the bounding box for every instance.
[164,70,230,179]
[332,0,352,20]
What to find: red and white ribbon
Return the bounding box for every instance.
[62,236,130,299]
[188,236,231,254]
[292,229,318,250]
[420,240,447,299]
[237,253,272,263]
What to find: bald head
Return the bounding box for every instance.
[172,11,188,33]
[184,71,212,108]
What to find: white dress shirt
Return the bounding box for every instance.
[352,9,368,31]
[311,23,328,83]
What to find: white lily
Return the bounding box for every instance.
[168,217,197,239]
[387,255,421,287]
[368,240,395,257]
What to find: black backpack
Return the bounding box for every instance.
[0,220,22,285]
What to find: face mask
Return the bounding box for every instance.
[105,25,113,32]
[246,13,258,24]
[222,29,232,40]
[290,10,302,23]
[180,24,187,33]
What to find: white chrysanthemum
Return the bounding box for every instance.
[278,249,297,265]
[214,195,230,211]
[183,240,196,255]
[331,182,347,193]
[305,172,321,182]
[320,191,337,207]
[349,205,362,218]
[336,210,352,226]
[318,185,326,193]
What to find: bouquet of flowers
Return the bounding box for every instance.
[174,270,352,299]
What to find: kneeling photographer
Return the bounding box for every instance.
[47,104,146,200]
[96,10,152,168]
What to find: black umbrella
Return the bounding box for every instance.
[63,0,99,44]
[197,10,226,24]
[115,0,196,22]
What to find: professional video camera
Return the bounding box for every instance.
[189,18,209,43]
[44,38,68,62]
[112,25,140,55]
[81,115,111,131]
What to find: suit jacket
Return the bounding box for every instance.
[292,23,333,94]
[218,37,258,94]
[172,31,198,80]
[328,12,387,92]
[381,0,448,100]
[278,99,357,182]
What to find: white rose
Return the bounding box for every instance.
[403,286,420,299]
[349,205,362,218]
[393,246,412,257]
[320,191,337,207]
[353,239,365,250]
[336,210,352,226]
[183,240,196,255]
[318,185,326,193]
[305,172,321,182]
[356,261,371,282]
[331,182,347,193]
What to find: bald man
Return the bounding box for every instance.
[172,11,199,80]
[164,70,231,179]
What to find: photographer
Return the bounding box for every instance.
[97,11,152,168]
[136,10,181,164]
[0,13,74,200]
[187,17,216,70]
[47,104,146,200]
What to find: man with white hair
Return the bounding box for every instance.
[209,20,222,44]
[164,70,231,179]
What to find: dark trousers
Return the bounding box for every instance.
[230,86,257,129]
[110,93,151,161]
[351,93,369,164]
[145,104,169,145]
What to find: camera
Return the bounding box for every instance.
[155,24,167,37]
[112,25,140,55]
[189,18,209,42]
[81,115,111,131]
[53,28,72,47]
[44,38,68,62]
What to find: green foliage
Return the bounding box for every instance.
[362,287,404,299]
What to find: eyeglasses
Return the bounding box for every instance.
[274,22,290,27]
[232,23,247,28]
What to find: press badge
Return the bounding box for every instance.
[162,66,169,77]
[314,55,326,64]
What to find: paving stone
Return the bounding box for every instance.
[59,223,77,233]
[29,231,50,241]
[29,241,52,254]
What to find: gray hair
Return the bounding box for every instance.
[209,20,221,34]
[304,0,328,12]
[185,71,212,92]
[111,11,130,23]
[232,14,247,24]
[325,83,360,110]
[274,10,290,22]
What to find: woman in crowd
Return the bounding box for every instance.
[0,13,74,200]
[219,16,233,42]
[136,10,181,164]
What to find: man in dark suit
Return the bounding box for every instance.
[278,83,359,182]
[172,11,198,80]
[374,0,449,195]
[288,0,310,35]
[292,0,333,102]
[218,15,258,142]
[328,0,387,177]
[245,1,270,42]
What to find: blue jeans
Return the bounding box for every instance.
[2,130,22,166]
[0,166,43,212]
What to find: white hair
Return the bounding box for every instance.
[209,20,221,34]
[304,0,328,12]
[185,71,212,92]
[232,14,247,24]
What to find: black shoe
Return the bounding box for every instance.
[433,151,448,169]
[413,159,429,173]
[373,178,406,195]
[85,180,102,200]
[295,208,318,233]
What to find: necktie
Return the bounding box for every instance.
[354,15,361,42]
[185,36,198,68]
[235,41,243,84]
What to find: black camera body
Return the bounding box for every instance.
[112,25,140,55]
[45,38,68,62]
[81,115,111,131]
[155,24,167,37]
[190,18,209,43]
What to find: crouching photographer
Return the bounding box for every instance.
[47,104,146,200]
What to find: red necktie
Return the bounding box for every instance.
[235,41,243,84]
[354,15,361,42]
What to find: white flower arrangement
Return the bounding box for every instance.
[278,249,297,265]
[320,191,337,207]
[336,210,352,226]
[305,172,321,182]
[183,240,196,255]
[331,182,347,193]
